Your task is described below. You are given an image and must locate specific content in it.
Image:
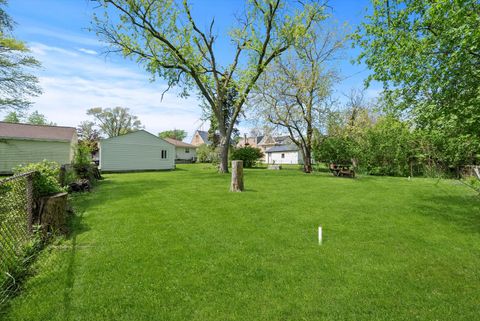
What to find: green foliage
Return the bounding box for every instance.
[87,107,143,138]
[73,144,92,167]
[91,0,326,172]
[359,116,415,176]
[158,129,187,141]
[0,0,42,111]
[77,121,101,153]
[354,0,480,137]
[26,110,55,126]
[2,110,54,125]
[196,144,219,164]
[315,110,480,177]
[315,135,355,165]
[13,160,64,196]
[3,110,22,122]
[230,146,264,168]
[73,144,96,180]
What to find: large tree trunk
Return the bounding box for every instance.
[219,140,230,173]
[303,147,313,173]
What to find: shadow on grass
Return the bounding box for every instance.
[418,193,480,234]
[62,207,89,321]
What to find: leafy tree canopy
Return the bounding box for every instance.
[87,106,143,138]
[354,0,480,135]
[3,109,54,125]
[0,0,41,111]
[159,129,187,141]
[91,0,326,173]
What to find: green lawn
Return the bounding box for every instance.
[1,164,479,321]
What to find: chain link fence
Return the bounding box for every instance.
[0,171,36,305]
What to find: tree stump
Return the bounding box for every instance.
[230,160,244,192]
[39,192,69,234]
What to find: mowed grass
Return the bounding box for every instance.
[1,164,479,321]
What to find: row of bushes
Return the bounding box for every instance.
[314,115,480,178]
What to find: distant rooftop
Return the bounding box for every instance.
[196,130,211,145]
[164,137,196,148]
[266,144,299,153]
[0,122,76,142]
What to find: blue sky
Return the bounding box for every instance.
[3,0,378,140]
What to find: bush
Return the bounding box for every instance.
[73,144,93,179]
[230,146,264,168]
[315,135,355,165]
[196,144,220,163]
[13,160,64,196]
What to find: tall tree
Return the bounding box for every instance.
[159,129,187,141]
[2,110,55,125]
[92,0,325,173]
[27,110,55,125]
[2,110,22,122]
[0,0,41,111]
[354,0,480,135]
[77,120,101,153]
[87,106,143,138]
[254,26,344,173]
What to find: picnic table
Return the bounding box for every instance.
[329,163,355,178]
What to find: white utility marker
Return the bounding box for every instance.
[318,226,323,245]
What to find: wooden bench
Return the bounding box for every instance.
[329,163,355,178]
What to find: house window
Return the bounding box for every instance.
[161,150,167,159]
[281,153,285,159]
[185,148,190,153]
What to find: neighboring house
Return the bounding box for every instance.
[190,130,210,146]
[163,138,197,163]
[265,144,303,165]
[190,130,220,147]
[0,122,77,174]
[236,135,264,149]
[99,130,175,172]
[258,135,292,153]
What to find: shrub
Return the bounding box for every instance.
[230,146,264,168]
[196,144,220,163]
[315,135,355,165]
[72,144,94,179]
[13,160,64,196]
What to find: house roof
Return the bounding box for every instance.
[100,129,175,145]
[164,137,196,148]
[196,130,211,145]
[266,144,299,153]
[258,135,291,146]
[0,122,76,142]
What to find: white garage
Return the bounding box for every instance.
[265,144,304,165]
[99,130,175,172]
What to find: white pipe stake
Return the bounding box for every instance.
[318,226,322,245]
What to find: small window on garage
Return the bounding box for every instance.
[281,153,285,159]
[161,150,167,159]
[185,148,190,153]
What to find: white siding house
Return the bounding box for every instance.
[99,130,175,172]
[265,145,304,165]
[0,122,77,174]
[163,138,197,163]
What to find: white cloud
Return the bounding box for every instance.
[1,41,204,139]
[77,48,98,55]
[23,26,101,47]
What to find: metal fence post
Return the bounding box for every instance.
[26,173,34,233]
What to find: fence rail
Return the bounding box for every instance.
[0,171,36,304]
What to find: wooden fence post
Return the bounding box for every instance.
[230,160,244,192]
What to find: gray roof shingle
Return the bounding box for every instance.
[265,144,299,153]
